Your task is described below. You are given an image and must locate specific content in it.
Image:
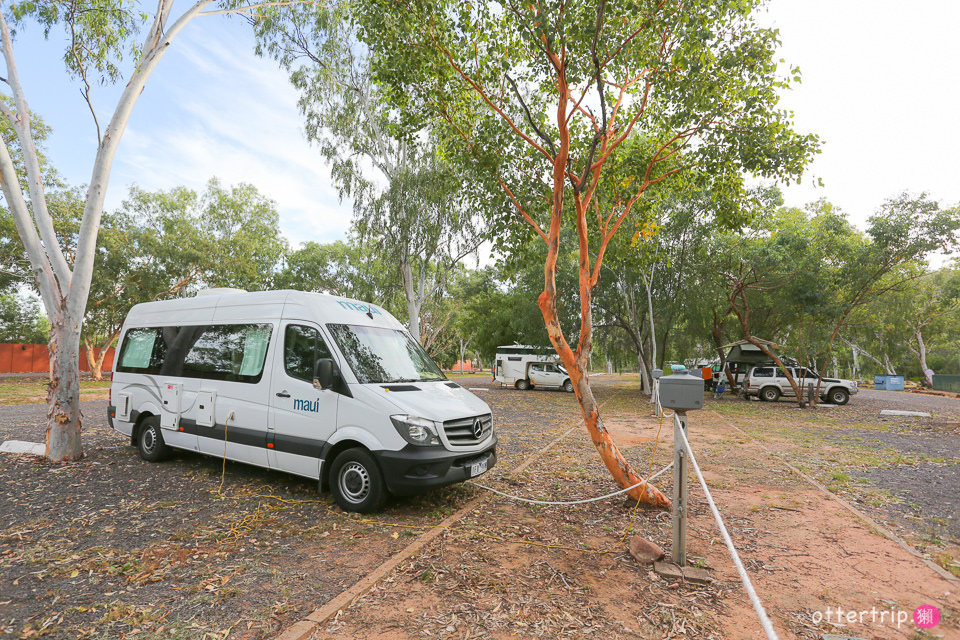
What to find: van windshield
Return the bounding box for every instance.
[328,324,447,384]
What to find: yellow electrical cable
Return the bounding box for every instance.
[217,411,235,497]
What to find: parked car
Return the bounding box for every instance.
[522,362,574,392]
[742,365,858,405]
[493,346,574,392]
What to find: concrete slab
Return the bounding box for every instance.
[654,561,714,585]
[654,560,682,581]
[0,440,45,455]
[880,409,931,418]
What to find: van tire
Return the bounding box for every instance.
[515,379,530,391]
[137,416,171,462]
[562,379,574,393]
[330,448,387,513]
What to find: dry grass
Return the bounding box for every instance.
[0,378,110,406]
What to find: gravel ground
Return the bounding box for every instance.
[843,390,960,541]
[854,388,960,417]
[727,387,960,548]
[3,379,958,638]
[0,375,594,639]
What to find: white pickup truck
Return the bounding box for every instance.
[743,365,858,405]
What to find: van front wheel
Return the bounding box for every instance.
[137,416,171,462]
[330,448,387,513]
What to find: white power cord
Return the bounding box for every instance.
[469,461,674,506]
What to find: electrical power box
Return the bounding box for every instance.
[160,382,181,430]
[659,372,704,411]
[196,390,217,427]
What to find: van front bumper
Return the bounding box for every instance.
[374,435,497,496]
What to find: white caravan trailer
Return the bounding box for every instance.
[492,345,573,392]
[108,290,496,512]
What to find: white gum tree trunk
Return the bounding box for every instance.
[0,0,291,461]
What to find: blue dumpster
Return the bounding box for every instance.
[874,375,905,391]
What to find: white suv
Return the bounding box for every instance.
[743,365,857,405]
[525,362,574,393]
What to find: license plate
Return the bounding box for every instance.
[470,459,488,477]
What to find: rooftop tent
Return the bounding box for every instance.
[720,339,782,365]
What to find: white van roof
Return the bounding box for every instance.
[123,290,406,331]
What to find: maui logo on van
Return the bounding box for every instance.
[337,300,382,315]
[294,398,321,412]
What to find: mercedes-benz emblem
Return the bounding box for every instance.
[472,418,484,439]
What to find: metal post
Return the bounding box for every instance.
[672,411,688,566]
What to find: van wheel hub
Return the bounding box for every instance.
[142,428,157,453]
[339,462,371,503]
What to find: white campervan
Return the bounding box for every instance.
[493,345,573,392]
[108,290,497,512]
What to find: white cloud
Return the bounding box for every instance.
[105,17,354,247]
[17,1,960,251]
[760,0,960,226]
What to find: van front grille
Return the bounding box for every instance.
[443,414,493,445]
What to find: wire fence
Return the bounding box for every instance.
[472,381,780,638]
[672,410,780,640]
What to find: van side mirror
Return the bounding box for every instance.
[314,358,336,390]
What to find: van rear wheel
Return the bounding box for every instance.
[137,416,171,462]
[330,448,387,513]
[515,379,530,391]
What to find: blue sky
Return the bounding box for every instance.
[8,0,960,250]
[12,11,353,249]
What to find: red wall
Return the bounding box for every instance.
[0,344,115,374]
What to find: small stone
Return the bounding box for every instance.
[628,536,664,564]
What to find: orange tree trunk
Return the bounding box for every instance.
[538,289,670,508]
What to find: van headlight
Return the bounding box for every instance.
[391,415,441,446]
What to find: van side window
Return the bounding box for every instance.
[116,324,273,383]
[117,328,167,373]
[753,367,774,377]
[284,325,332,382]
[180,324,273,383]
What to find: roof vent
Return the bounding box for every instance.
[196,288,248,297]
